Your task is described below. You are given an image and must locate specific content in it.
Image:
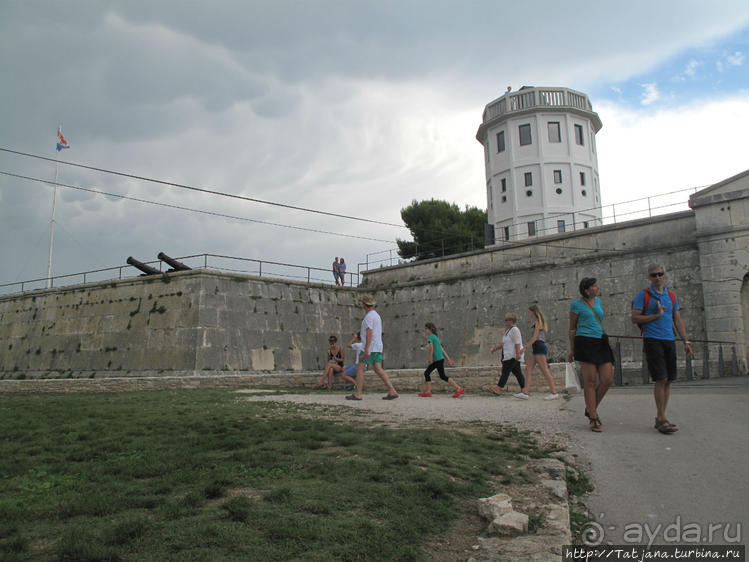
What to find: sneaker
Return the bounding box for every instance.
[544,393,559,400]
[452,387,465,398]
[418,392,432,397]
[513,392,530,400]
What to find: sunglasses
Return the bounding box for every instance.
[650,272,665,278]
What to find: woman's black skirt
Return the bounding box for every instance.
[574,335,614,365]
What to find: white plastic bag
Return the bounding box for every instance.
[565,362,581,393]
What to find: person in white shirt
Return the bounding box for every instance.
[342,332,365,389]
[346,294,399,401]
[488,313,526,395]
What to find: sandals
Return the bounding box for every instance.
[655,418,678,434]
[589,417,602,432]
[486,387,502,396]
[585,410,602,426]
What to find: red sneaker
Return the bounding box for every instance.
[418,392,432,397]
[452,387,465,398]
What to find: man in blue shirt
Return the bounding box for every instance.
[631,264,693,434]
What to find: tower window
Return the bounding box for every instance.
[580,172,586,186]
[528,221,536,236]
[583,221,590,228]
[575,124,584,145]
[553,169,562,184]
[496,130,505,153]
[501,195,507,203]
[519,124,532,146]
[557,220,566,233]
[524,172,532,186]
[555,188,563,195]
[582,189,587,196]
[504,226,510,241]
[526,190,533,197]
[501,178,507,192]
[548,122,561,143]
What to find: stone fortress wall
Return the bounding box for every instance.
[0,271,360,377]
[361,212,705,370]
[1,170,747,380]
[361,170,749,374]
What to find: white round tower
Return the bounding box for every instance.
[476,86,603,243]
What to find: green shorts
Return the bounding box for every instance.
[362,352,383,365]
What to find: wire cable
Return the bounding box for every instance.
[0,170,395,244]
[0,146,486,242]
[0,169,628,255]
[0,147,407,229]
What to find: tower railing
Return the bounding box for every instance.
[482,87,593,123]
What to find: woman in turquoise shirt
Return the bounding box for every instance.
[568,277,614,433]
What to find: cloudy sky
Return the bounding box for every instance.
[1,1,748,290]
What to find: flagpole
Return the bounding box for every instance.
[46,162,58,289]
[46,132,60,289]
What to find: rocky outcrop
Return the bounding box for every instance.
[472,458,572,560]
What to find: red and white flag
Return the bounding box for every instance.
[56,128,70,151]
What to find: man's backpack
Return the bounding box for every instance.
[637,287,676,334]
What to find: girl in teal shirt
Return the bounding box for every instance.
[419,323,464,398]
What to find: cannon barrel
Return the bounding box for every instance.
[157,252,192,272]
[126,256,161,276]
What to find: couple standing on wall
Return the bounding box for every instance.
[332,257,347,286]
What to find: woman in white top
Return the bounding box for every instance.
[488,313,526,395]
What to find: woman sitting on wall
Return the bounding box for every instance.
[315,335,345,390]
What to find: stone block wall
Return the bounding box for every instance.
[192,272,361,372]
[0,271,362,378]
[365,213,707,370]
[0,275,198,374]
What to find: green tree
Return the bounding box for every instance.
[397,199,487,260]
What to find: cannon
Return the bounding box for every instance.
[157,252,192,272]
[126,256,161,276]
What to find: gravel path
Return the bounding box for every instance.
[240,390,577,446]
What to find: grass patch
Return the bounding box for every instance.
[528,511,547,534]
[566,466,595,543]
[566,467,593,498]
[0,389,552,560]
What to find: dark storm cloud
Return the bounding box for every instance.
[1,1,748,286]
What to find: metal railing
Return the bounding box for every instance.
[359,234,480,275]
[360,185,703,272]
[494,185,700,243]
[0,254,359,296]
[608,335,744,385]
